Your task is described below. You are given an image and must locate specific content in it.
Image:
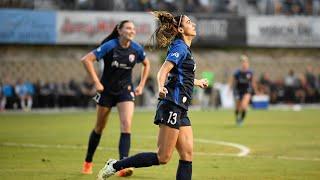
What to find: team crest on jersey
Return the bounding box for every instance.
[182,96,187,103]
[129,54,135,62]
[246,73,251,79]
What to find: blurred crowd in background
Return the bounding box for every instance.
[1,0,320,111]
[1,66,320,111]
[258,66,320,104]
[0,0,319,16]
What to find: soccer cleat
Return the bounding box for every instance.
[97,159,117,180]
[81,162,93,174]
[236,117,243,127]
[117,167,134,177]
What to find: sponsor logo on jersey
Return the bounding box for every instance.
[130,92,135,100]
[97,47,101,52]
[129,54,135,62]
[111,61,119,68]
[171,52,180,58]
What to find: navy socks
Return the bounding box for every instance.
[85,130,101,162]
[119,133,131,160]
[176,160,192,180]
[113,152,160,171]
[241,110,246,120]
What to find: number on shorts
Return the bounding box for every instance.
[93,93,101,103]
[167,111,177,125]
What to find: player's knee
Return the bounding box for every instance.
[179,150,193,161]
[157,152,172,164]
[241,104,248,111]
[120,119,131,131]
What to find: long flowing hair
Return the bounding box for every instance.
[149,11,184,48]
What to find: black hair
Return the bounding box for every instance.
[100,20,131,45]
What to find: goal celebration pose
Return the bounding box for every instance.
[97,11,208,180]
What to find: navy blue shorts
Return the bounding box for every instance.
[154,100,191,129]
[234,89,252,101]
[234,91,245,101]
[93,86,135,107]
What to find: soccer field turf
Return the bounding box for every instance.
[0,109,320,180]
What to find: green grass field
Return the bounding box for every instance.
[1,109,320,180]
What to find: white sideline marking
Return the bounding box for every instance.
[1,142,243,157]
[134,135,250,157]
[194,138,250,157]
[1,142,319,162]
[1,139,249,158]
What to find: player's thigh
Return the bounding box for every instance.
[235,99,241,110]
[241,94,251,109]
[157,125,179,164]
[117,101,134,131]
[176,126,193,161]
[95,105,112,131]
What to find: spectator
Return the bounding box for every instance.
[214,0,238,14]
[0,81,5,111]
[313,0,320,15]
[57,80,75,107]
[113,0,126,11]
[295,73,307,103]
[303,66,317,103]
[2,77,18,109]
[37,80,57,108]
[157,0,178,12]
[142,76,157,107]
[259,72,272,95]
[69,79,81,106]
[305,66,317,88]
[284,69,299,103]
[80,76,96,108]
[282,0,305,15]
[185,0,213,13]
[15,78,33,111]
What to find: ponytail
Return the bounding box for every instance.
[149,11,184,48]
[100,20,130,45]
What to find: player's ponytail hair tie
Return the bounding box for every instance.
[149,11,183,48]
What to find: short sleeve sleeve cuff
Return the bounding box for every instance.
[165,45,185,65]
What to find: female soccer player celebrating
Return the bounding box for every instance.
[97,11,208,180]
[81,20,150,176]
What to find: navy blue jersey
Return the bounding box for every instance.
[162,39,196,110]
[233,69,254,93]
[93,38,146,95]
